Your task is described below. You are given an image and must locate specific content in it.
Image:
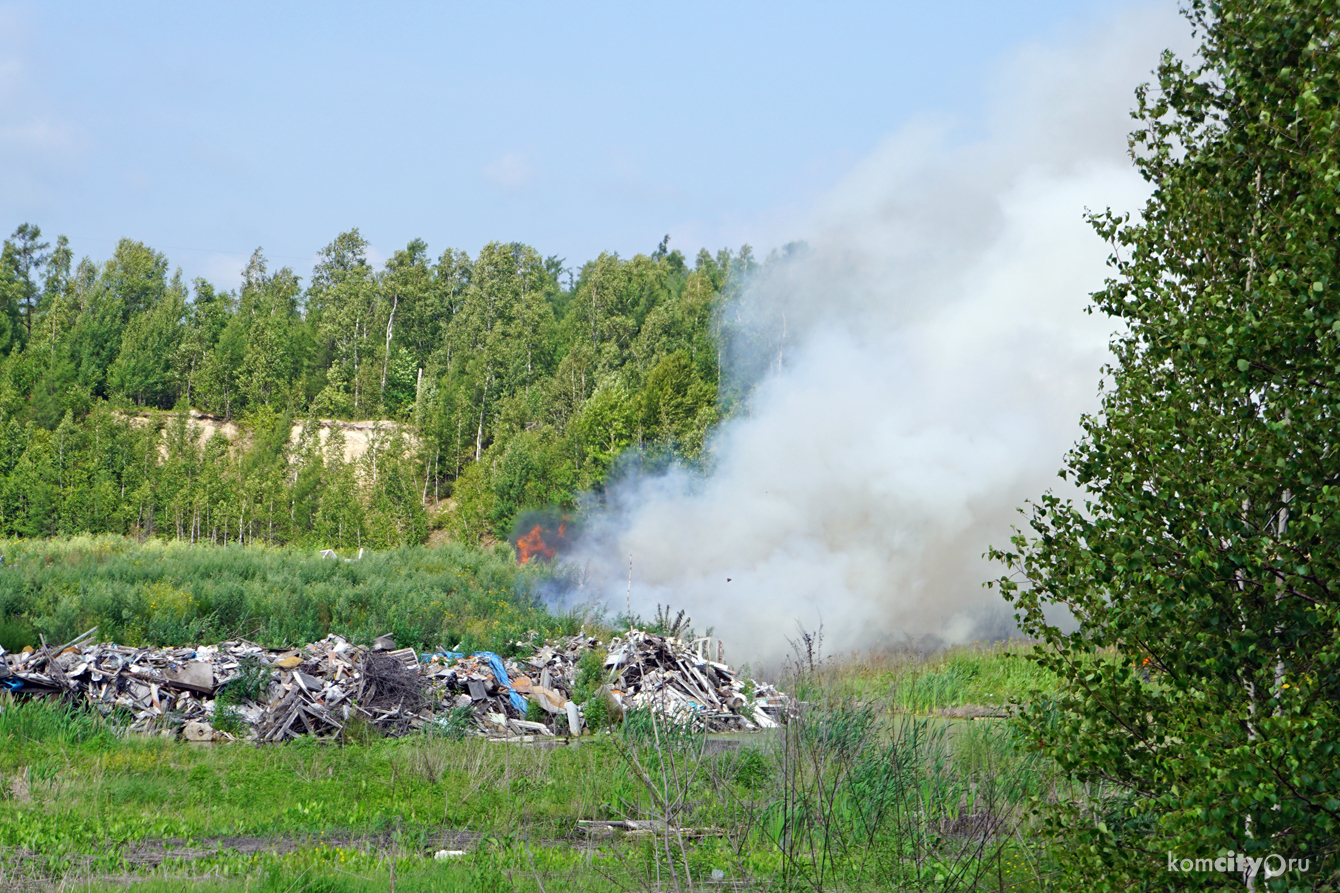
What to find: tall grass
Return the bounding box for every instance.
[586,638,1061,891]
[0,694,118,750]
[0,534,570,653]
[818,642,1056,714]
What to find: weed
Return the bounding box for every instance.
[429,704,475,741]
[0,535,562,653]
[216,655,273,705]
[0,615,36,651]
[572,647,607,698]
[582,691,612,731]
[211,704,248,736]
[339,711,383,745]
[651,604,693,639]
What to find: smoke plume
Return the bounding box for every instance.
[567,6,1194,666]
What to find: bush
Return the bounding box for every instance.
[216,655,273,705]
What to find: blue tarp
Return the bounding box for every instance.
[424,649,528,714]
[476,651,528,714]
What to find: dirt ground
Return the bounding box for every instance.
[121,411,415,466]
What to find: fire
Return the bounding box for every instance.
[516,525,557,565]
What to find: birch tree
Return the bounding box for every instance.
[991,2,1340,886]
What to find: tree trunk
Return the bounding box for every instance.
[381,293,399,395]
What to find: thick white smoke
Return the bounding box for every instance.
[569,6,1194,666]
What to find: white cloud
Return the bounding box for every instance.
[482,151,537,191]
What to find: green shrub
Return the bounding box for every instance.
[211,705,247,736]
[0,615,35,652]
[216,655,273,705]
[582,691,611,731]
[725,746,771,789]
[429,704,475,740]
[572,647,607,701]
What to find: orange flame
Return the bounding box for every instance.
[517,525,557,565]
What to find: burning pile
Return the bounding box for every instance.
[513,515,571,565]
[0,626,787,741]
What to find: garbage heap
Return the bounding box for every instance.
[599,629,787,731]
[0,626,787,742]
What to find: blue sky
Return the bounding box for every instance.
[2,1,1173,289]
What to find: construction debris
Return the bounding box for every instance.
[0,625,788,742]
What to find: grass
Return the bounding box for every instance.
[0,708,642,840]
[0,534,580,654]
[820,642,1058,714]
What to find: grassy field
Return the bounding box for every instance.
[0,538,1069,891]
[826,643,1057,714]
[0,535,568,656]
[1,647,1064,892]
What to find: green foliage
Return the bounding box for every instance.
[0,221,772,547]
[216,655,274,705]
[0,613,36,651]
[210,705,247,736]
[0,535,557,652]
[572,648,616,731]
[639,349,717,457]
[715,744,771,789]
[581,691,611,732]
[429,704,476,741]
[572,647,607,701]
[991,2,1340,888]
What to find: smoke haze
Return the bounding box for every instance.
[567,6,1195,666]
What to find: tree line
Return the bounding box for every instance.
[0,228,787,547]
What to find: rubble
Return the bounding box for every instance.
[598,630,788,732]
[0,625,788,742]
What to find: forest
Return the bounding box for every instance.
[0,228,785,549]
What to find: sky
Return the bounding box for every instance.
[2,1,1181,290]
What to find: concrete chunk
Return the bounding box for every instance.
[182,720,214,742]
[167,661,215,694]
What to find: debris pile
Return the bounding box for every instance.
[0,628,433,741]
[599,630,786,731]
[0,625,788,741]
